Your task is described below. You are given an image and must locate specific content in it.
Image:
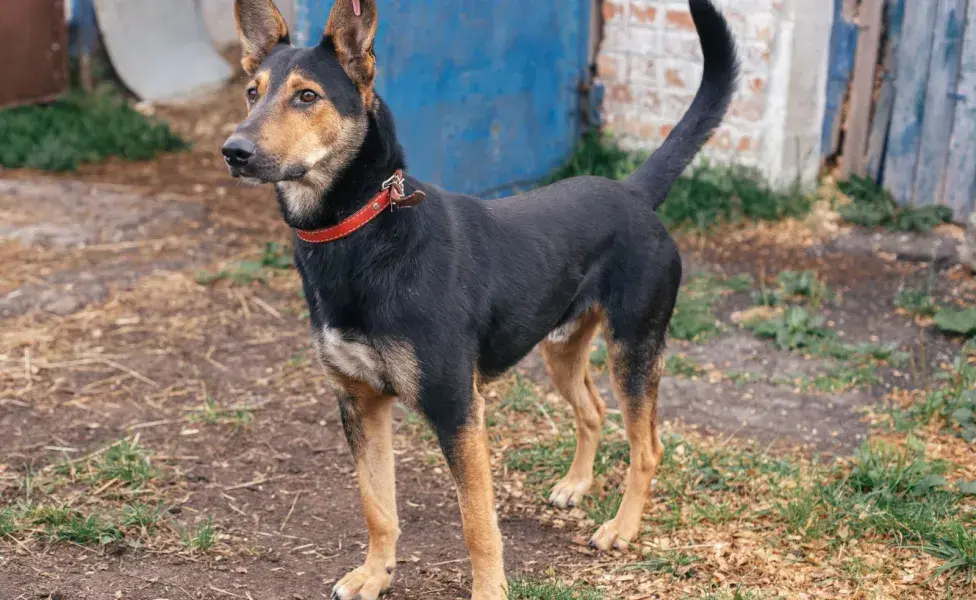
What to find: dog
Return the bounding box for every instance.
[222,0,737,597]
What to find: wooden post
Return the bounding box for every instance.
[912,0,967,206]
[883,0,940,205]
[821,0,860,158]
[841,0,885,178]
[866,0,907,182]
[944,0,976,218]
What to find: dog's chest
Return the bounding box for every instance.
[312,325,386,390]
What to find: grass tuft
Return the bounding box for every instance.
[546,134,811,231]
[0,87,187,171]
[509,578,603,600]
[196,242,293,285]
[838,175,953,233]
[622,550,701,579]
[182,517,217,552]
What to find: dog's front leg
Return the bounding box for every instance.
[439,382,507,600]
[332,387,399,600]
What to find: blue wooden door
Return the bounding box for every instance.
[293,0,590,197]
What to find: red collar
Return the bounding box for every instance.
[295,170,425,244]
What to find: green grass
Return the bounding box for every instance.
[120,503,163,530]
[547,133,812,231]
[509,578,603,600]
[889,351,976,442]
[583,490,622,523]
[505,432,629,488]
[501,373,539,413]
[838,175,954,233]
[894,288,938,318]
[188,397,253,428]
[0,87,187,171]
[196,242,294,285]
[799,364,881,393]
[89,439,159,488]
[666,354,706,378]
[622,550,701,579]
[182,517,217,551]
[779,439,976,581]
[589,338,608,370]
[671,273,753,342]
[756,270,831,308]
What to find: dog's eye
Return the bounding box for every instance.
[298,90,318,104]
[246,88,258,102]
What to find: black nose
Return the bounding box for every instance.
[222,136,256,167]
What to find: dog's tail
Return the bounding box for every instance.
[627,0,739,209]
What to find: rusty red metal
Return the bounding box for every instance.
[0,0,69,109]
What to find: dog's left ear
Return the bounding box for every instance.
[235,0,290,75]
[324,0,379,106]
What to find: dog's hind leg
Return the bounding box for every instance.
[540,310,606,508]
[332,381,400,600]
[589,337,666,551]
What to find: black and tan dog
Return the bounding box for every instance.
[222,0,737,597]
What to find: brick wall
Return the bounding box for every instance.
[596,0,833,188]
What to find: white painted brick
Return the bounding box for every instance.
[598,0,829,187]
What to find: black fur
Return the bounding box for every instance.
[242,0,738,457]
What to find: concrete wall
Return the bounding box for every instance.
[200,0,297,48]
[596,0,833,189]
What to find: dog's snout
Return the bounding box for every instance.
[222,136,257,167]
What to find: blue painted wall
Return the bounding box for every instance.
[294,0,591,197]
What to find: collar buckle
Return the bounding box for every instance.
[381,171,406,199]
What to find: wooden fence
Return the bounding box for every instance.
[823,0,976,220]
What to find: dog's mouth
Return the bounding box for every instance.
[227,163,309,184]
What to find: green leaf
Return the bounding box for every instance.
[958,481,976,496]
[934,307,976,336]
[910,474,947,496]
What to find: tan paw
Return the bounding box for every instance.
[332,565,392,600]
[588,518,636,551]
[548,474,592,509]
[471,578,508,600]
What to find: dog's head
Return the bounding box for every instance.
[222,0,379,209]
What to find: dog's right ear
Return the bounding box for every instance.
[235,0,291,75]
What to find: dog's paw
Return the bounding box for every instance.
[588,518,635,552]
[548,474,592,509]
[332,565,392,600]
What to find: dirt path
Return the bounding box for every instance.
[2,83,973,598]
[1,172,970,599]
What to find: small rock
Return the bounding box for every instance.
[43,295,81,315]
[959,213,976,272]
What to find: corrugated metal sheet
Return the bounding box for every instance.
[294,0,591,197]
[0,0,69,108]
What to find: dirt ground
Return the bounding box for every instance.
[1,82,974,600]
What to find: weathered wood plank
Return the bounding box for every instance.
[841,0,885,178]
[944,0,976,217]
[866,0,907,182]
[821,0,860,158]
[912,0,967,206]
[883,0,940,205]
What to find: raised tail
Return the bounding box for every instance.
[628,0,739,209]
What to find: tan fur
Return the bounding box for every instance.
[449,379,507,600]
[589,350,665,551]
[234,0,289,75]
[332,387,399,600]
[540,309,606,509]
[247,70,368,219]
[325,0,379,106]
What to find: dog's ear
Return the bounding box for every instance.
[235,0,290,75]
[324,0,379,106]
